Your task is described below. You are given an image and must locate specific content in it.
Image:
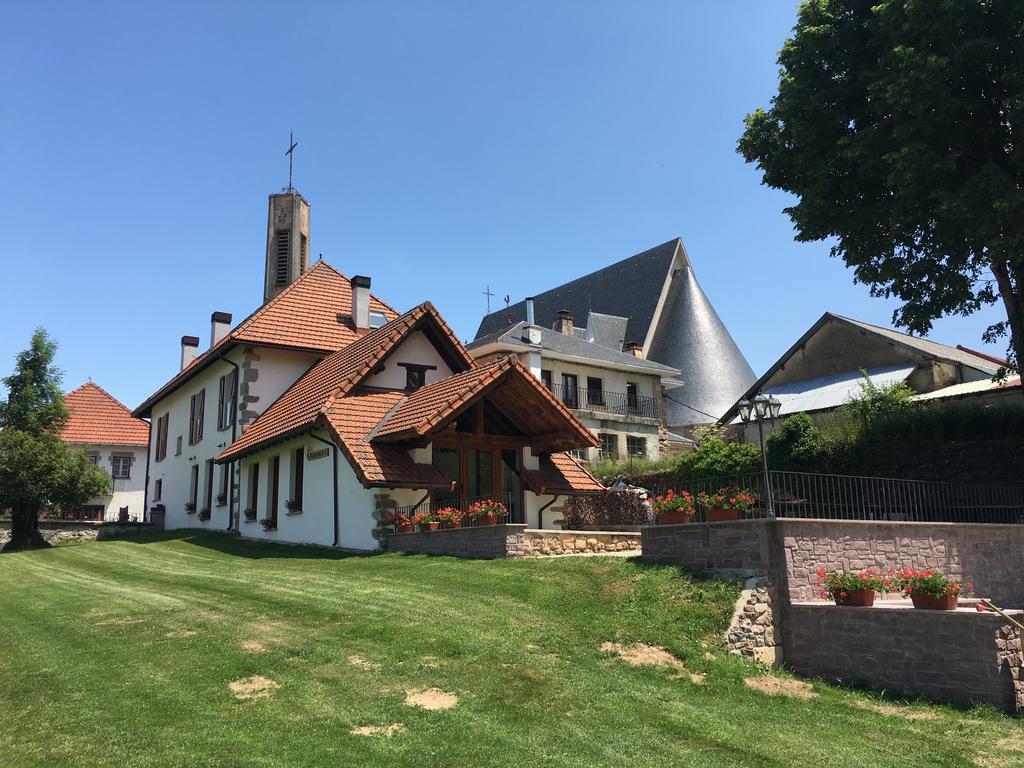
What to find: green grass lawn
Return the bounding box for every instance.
[1,533,1021,768]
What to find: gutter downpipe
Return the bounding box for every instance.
[221,354,241,532]
[537,494,560,530]
[309,432,340,547]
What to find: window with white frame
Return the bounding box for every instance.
[111,455,132,479]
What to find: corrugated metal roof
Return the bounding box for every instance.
[751,365,915,420]
[913,376,1021,401]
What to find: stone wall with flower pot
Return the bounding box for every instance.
[641,518,1024,608]
[385,524,526,559]
[783,602,1024,713]
[521,530,641,557]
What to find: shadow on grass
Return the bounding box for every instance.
[107,529,380,561]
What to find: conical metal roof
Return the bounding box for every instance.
[647,254,755,428]
[473,238,755,428]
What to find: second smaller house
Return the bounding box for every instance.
[59,382,150,521]
[719,312,1006,442]
[468,299,683,463]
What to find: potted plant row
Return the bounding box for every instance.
[197,507,211,521]
[389,501,508,532]
[652,486,756,524]
[817,566,972,610]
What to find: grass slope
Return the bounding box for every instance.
[0,533,1021,768]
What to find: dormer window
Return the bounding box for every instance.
[399,363,435,392]
[369,311,388,328]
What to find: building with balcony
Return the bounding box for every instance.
[467,301,683,463]
[59,382,150,521]
[474,238,755,432]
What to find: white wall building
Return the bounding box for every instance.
[132,189,603,546]
[60,382,150,521]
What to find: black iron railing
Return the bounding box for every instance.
[549,383,659,420]
[390,492,519,527]
[636,470,1024,524]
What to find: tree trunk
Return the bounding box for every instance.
[2,505,49,552]
[990,259,1024,391]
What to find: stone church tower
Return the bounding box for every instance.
[264,191,310,303]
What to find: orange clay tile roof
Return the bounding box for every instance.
[323,391,451,488]
[217,302,474,463]
[373,356,598,448]
[61,382,150,447]
[133,261,399,417]
[523,453,605,496]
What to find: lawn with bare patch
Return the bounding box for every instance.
[0,531,1020,768]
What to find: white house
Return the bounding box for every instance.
[59,382,150,521]
[132,189,602,547]
[467,302,684,463]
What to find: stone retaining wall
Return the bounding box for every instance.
[725,577,782,665]
[783,603,1024,713]
[522,530,640,557]
[0,520,100,547]
[385,524,526,559]
[641,518,1024,607]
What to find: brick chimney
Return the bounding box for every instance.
[351,275,371,331]
[554,310,574,336]
[210,311,232,348]
[180,335,200,370]
[623,341,644,358]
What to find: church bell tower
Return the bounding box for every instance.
[263,190,310,303]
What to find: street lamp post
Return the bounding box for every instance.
[737,393,782,517]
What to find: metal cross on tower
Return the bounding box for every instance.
[482,284,495,313]
[285,132,298,192]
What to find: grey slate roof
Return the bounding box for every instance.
[475,239,679,345]
[475,238,756,427]
[583,312,629,351]
[468,322,680,375]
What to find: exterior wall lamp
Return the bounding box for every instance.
[736,393,781,516]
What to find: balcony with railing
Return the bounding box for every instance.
[390,492,521,526]
[549,383,659,420]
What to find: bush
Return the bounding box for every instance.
[673,436,760,481]
[562,491,652,528]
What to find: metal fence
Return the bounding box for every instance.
[392,492,519,526]
[549,383,659,420]
[637,470,1024,524]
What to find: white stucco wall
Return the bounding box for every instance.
[362,331,454,390]
[150,344,317,533]
[67,442,148,521]
[237,433,337,546]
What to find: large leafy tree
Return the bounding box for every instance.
[740,0,1024,377]
[0,329,109,551]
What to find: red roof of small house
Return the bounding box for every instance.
[62,382,150,447]
[133,261,399,417]
[523,453,605,496]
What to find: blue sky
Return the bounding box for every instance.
[1,1,1007,410]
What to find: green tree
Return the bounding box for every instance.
[0,329,109,551]
[739,0,1024,379]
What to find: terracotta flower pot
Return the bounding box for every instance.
[440,521,461,530]
[833,588,875,607]
[476,517,498,526]
[658,509,690,525]
[397,522,413,533]
[419,522,439,532]
[705,507,739,522]
[910,592,959,610]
